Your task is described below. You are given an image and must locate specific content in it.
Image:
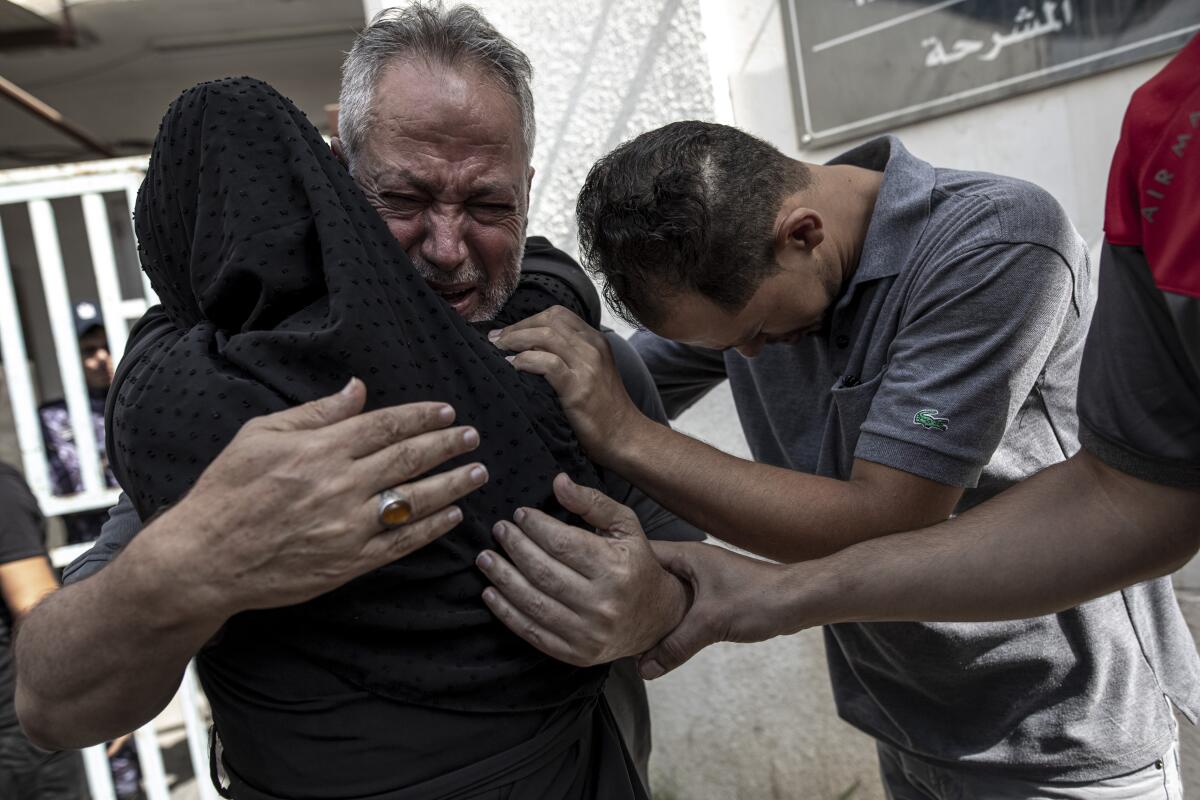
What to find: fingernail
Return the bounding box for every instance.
[438,405,455,423]
[513,508,526,523]
[448,507,463,523]
[477,551,494,568]
[463,428,479,447]
[492,522,507,540]
[340,377,358,396]
[505,355,516,364]
[482,588,496,603]
[487,328,502,342]
[640,660,664,680]
[470,465,488,484]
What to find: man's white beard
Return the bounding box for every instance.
[410,249,522,323]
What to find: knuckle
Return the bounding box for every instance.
[521,620,542,644]
[529,563,557,592]
[484,559,507,586]
[544,535,570,561]
[374,411,407,443]
[440,427,471,457]
[595,601,621,626]
[387,528,415,557]
[659,639,684,665]
[387,444,419,480]
[420,403,447,428]
[526,595,546,621]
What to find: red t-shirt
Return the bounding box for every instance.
[1105,34,1200,298]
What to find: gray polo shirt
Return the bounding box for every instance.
[633,135,1200,780]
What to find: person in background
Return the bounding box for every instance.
[0,461,82,799]
[37,301,118,544]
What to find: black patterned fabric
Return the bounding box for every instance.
[112,77,609,717]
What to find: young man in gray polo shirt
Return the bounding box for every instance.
[483,123,1197,794]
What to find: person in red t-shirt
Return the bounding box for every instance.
[619,34,1200,677]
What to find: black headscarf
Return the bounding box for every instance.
[113,77,607,712]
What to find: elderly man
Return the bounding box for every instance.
[15,4,695,795]
[484,120,1197,796]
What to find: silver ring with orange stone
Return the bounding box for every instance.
[377,488,414,528]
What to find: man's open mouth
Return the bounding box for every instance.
[431,284,480,316]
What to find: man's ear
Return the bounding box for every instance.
[775,205,824,254]
[330,137,348,169]
[526,166,535,201]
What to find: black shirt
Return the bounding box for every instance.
[0,463,50,729]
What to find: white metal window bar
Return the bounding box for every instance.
[2,157,216,797]
[0,157,151,517]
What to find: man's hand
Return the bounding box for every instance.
[155,377,489,618]
[638,542,793,680]
[489,306,647,465]
[475,473,689,667]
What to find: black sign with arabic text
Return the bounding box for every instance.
[781,0,1199,147]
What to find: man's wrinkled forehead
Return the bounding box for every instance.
[364,59,529,168]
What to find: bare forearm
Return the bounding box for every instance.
[782,451,1200,628]
[610,418,950,561]
[16,510,225,748]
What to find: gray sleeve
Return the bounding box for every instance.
[62,493,144,584]
[603,332,705,542]
[629,330,727,419]
[856,243,1079,487]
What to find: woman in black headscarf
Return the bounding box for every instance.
[111,77,646,800]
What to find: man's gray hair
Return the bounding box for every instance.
[338,2,536,168]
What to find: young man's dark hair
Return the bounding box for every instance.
[576,120,811,327]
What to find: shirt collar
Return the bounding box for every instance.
[826,135,935,287]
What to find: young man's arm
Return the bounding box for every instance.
[639,449,1200,677]
[494,242,1073,562]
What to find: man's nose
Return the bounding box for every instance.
[420,207,467,272]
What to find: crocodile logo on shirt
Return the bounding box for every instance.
[913,409,949,431]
